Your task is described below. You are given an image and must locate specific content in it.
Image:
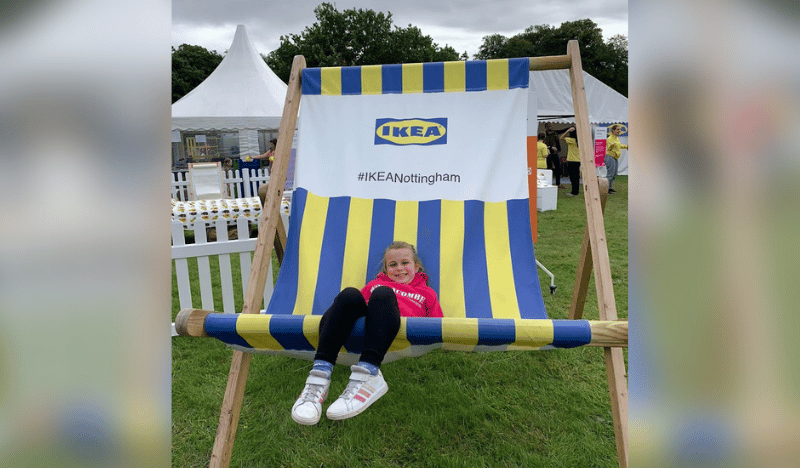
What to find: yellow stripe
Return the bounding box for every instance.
[441,317,478,347]
[439,200,465,318]
[302,315,322,350]
[484,201,520,318]
[236,315,282,350]
[393,200,418,246]
[320,67,342,95]
[293,192,329,315]
[340,197,373,289]
[388,318,411,352]
[443,61,466,92]
[361,65,382,95]
[402,63,423,93]
[486,59,509,91]
[509,319,553,349]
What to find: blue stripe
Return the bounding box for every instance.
[507,199,547,318]
[423,62,444,93]
[465,61,487,91]
[205,314,252,348]
[302,69,322,95]
[367,199,395,280]
[311,197,350,315]
[551,320,592,348]
[462,201,492,318]
[405,318,443,345]
[269,315,316,351]
[266,188,306,315]
[382,64,403,94]
[417,200,441,293]
[508,57,530,89]
[477,318,516,346]
[341,67,361,95]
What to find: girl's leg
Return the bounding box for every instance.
[326,286,399,421]
[314,287,368,366]
[358,286,401,368]
[292,287,366,425]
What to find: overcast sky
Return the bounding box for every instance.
[172,0,628,59]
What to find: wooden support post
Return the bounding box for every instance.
[274,220,286,264]
[528,54,572,71]
[570,178,609,320]
[209,55,306,468]
[566,40,628,468]
[567,40,618,323]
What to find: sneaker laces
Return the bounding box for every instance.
[338,379,362,401]
[299,383,325,402]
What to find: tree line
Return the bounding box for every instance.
[172,3,627,103]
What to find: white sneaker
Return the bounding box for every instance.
[291,370,330,425]
[326,365,388,420]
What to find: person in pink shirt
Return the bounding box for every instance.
[291,241,443,425]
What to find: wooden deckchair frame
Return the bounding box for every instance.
[195,41,628,468]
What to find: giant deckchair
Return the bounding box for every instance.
[176,41,628,468]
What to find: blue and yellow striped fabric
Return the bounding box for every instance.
[266,188,546,321]
[205,314,594,362]
[199,184,560,361]
[301,58,530,95]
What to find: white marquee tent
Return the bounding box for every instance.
[172,24,287,160]
[528,69,629,174]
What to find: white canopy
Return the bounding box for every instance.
[171,24,287,132]
[530,69,628,124]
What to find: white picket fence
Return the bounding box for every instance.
[171,168,270,201]
[170,216,284,336]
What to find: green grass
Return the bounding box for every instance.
[172,176,628,468]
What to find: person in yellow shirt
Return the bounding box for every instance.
[605,124,628,194]
[559,126,581,196]
[536,132,548,169]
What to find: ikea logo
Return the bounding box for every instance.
[374,118,447,146]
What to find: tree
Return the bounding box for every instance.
[172,44,223,103]
[264,2,460,83]
[474,19,628,97]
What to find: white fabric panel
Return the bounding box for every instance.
[527,90,538,137]
[238,129,261,158]
[296,88,528,203]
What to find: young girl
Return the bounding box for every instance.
[291,241,443,425]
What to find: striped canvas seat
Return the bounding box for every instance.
[200,58,598,363]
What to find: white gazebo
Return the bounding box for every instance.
[528,69,629,174]
[172,24,288,164]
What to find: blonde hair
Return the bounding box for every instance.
[379,241,425,274]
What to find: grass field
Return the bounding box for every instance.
[172,176,628,468]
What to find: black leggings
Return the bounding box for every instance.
[547,153,562,185]
[314,286,401,368]
[567,161,581,195]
